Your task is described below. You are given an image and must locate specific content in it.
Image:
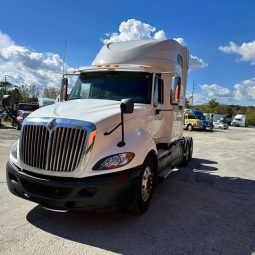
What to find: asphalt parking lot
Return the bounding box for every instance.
[0,125,254,255]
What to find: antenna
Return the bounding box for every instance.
[62,40,67,77]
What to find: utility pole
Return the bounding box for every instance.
[4,75,9,93]
[191,80,195,106]
[62,40,67,77]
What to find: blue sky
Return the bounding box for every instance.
[0,0,255,105]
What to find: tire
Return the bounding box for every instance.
[187,124,192,131]
[129,158,155,214]
[188,138,193,160]
[181,141,190,166]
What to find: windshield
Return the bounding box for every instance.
[17,104,39,111]
[69,71,152,104]
[196,115,205,120]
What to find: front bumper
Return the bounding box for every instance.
[6,161,141,211]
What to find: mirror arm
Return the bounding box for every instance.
[117,110,125,147]
[104,122,122,136]
[103,111,126,147]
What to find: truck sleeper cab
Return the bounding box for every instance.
[5,39,193,214]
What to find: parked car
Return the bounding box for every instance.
[0,111,7,124]
[15,103,39,130]
[213,120,228,129]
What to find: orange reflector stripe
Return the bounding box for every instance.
[87,130,96,147]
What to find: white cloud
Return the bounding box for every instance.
[186,92,207,104]
[154,30,166,40]
[234,78,255,100]
[0,31,69,90]
[103,21,207,71]
[103,19,166,44]
[189,55,208,71]
[0,31,14,48]
[197,79,255,104]
[173,37,187,46]
[219,41,255,65]
[200,84,232,97]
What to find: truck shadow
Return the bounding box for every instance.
[26,157,255,255]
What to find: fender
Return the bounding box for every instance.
[83,127,157,178]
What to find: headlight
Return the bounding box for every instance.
[93,152,135,170]
[11,141,18,159]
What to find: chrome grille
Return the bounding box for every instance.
[21,125,87,172]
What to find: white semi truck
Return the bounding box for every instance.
[231,114,246,127]
[5,39,193,214]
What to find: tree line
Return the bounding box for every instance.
[0,82,59,106]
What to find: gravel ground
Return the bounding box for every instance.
[0,124,254,255]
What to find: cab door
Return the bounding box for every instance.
[151,75,165,142]
[171,76,185,140]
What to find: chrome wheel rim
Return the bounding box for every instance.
[141,166,153,202]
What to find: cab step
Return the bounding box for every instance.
[158,167,173,182]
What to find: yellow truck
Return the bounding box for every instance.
[184,109,203,131]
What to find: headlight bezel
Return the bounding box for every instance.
[93,152,135,171]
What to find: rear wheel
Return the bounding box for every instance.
[182,138,193,165]
[188,138,193,160]
[182,141,190,166]
[129,158,155,214]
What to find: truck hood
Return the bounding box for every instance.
[28,99,146,132]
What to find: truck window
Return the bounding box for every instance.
[17,104,39,111]
[153,76,164,106]
[69,71,152,104]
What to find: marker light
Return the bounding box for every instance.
[86,130,96,151]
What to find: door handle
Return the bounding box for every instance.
[155,109,161,115]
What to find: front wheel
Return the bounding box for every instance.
[187,124,193,131]
[129,158,155,214]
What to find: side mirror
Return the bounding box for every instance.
[2,95,12,108]
[60,78,68,101]
[153,95,158,107]
[171,76,181,105]
[120,98,134,114]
